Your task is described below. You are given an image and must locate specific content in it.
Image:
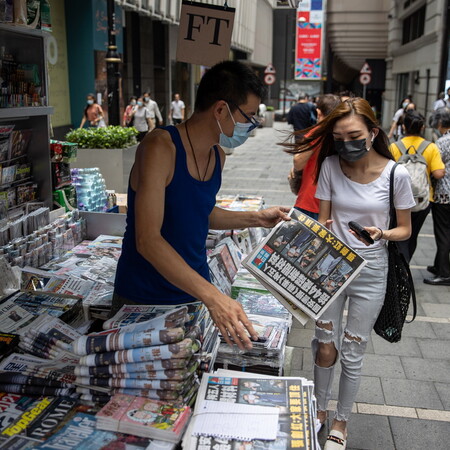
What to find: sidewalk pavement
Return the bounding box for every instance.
[219,122,450,450]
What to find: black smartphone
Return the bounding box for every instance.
[348,221,374,245]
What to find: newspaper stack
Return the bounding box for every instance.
[182,369,319,450]
[214,312,290,377]
[208,237,242,296]
[29,411,177,450]
[0,290,83,325]
[72,307,204,405]
[38,235,123,320]
[0,315,83,397]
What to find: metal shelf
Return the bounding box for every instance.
[0,107,54,120]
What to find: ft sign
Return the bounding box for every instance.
[176,1,235,67]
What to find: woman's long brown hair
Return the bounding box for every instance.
[283,97,393,182]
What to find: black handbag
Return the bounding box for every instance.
[373,163,417,343]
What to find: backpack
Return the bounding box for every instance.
[395,139,430,212]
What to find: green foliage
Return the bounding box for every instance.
[266,106,275,111]
[65,126,138,149]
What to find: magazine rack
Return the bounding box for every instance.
[0,24,53,216]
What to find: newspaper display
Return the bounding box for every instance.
[183,371,317,450]
[0,299,36,333]
[244,209,367,321]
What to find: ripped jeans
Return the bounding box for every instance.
[312,246,388,422]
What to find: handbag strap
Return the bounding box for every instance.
[389,163,417,322]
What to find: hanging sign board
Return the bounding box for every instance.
[176,1,235,67]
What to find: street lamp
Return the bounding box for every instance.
[106,0,121,126]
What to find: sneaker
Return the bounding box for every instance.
[427,265,437,275]
[423,276,450,286]
[324,430,347,450]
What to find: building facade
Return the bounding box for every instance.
[48,0,276,138]
[383,0,449,132]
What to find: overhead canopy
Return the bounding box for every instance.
[326,0,390,84]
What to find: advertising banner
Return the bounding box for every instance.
[295,0,324,80]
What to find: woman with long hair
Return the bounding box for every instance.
[79,93,106,129]
[390,110,445,263]
[288,98,415,449]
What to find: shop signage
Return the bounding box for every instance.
[176,1,235,67]
[295,0,324,80]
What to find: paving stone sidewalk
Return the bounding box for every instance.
[219,122,450,450]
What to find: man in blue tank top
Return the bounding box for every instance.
[114,61,290,351]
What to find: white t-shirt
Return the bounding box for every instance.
[133,107,151,132]
[392,107,405,138]
[315,156,415,250]
[171,100,185,119]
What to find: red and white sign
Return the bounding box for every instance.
[264,64,276,74]
[264,73,276,85]
[360,62,372,74]
[359,73,371,85]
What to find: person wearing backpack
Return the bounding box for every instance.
[390,111,445,262]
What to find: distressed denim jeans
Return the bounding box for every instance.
[312,245,388,421]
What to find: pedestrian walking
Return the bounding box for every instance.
[433,92,447,111]
[287,94,341,220]
[123,96,137,127]
[130,97,153,142]
[79,93,106,129]
[390,111,445,263]
[287,93,317,132]
[113,60,290,351]
[290,97,415,449]
[424,107,450,286]
[143,91,163,129]
[169,93,185,125]
[387,96,412,140]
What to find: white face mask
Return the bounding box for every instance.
[130,100,137,106]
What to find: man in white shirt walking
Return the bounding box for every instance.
[169,93,185,125]
[143,91,163,130]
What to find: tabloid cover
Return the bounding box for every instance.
[244,209,367,321]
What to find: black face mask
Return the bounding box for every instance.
[334,134,372,162]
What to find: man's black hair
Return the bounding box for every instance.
[194,60,266,112]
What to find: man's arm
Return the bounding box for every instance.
[133,133,257,350]
[208,206,290,231]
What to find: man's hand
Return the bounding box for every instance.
[256,206,291,228]
[204,293,258,351]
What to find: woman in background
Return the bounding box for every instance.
[123,96,137,127]
[79,94,106,129]
[130,97,154,142]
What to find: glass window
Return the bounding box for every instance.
[402,4,426,45]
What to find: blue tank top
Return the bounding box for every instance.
[114,125,222,304]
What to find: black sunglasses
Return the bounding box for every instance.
[226,101,260,132]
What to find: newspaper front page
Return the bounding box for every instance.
[244,209,367,321]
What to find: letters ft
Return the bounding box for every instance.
[184,13,230,45]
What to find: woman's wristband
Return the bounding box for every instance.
[375,227,384,241]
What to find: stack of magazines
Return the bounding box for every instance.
[71,307,205,405]
[182,369,319,450]
[96,393,191,443]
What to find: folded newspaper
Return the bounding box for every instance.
[243,209,367,321]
